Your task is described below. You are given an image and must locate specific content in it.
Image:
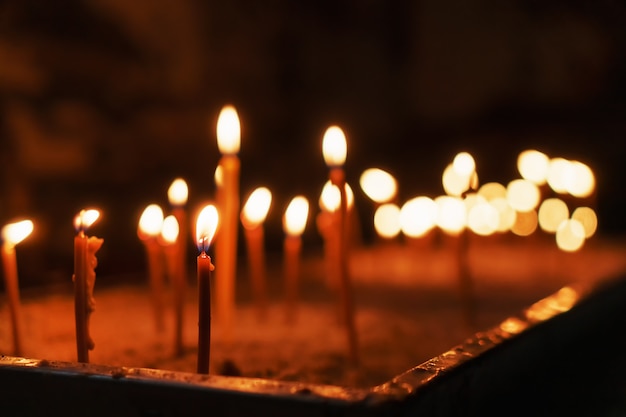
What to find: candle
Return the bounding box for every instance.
[282,196,309,323]
[322,125,359,366]
[161,215,183,356]
[138,204,166,332]
[73,209,103,363]
[168,178,189,283]
[214,105,241,343]
[1,219,33,356]
[241,186,272,321]
[195,204,218,374]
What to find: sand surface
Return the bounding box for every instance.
[2,237,625,388]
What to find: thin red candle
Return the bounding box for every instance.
[195,205,218,374]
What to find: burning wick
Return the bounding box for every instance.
[73,209,103,363]
[195,205,218,374]
[1,219,33,356]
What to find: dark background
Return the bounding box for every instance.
[0,0,625,287]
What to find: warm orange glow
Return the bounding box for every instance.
[168,178,189,206]
[374,203,401,239]
[489,197,517,232]
[506,179,540,212]
[567,161,595,198]
[359,168,398,203]
[546,157,571,194]
[526,286,579,322]
[399,196,437,238]
[319,181,354,211]
[467,198,499,236]
[161,215,179,245]
[1,220,34,247]
[556,219,586,252]
[435,195,466,235]
[511,209,538,236]
[138,204,164,237]
[538,198,569,233]
[241,187,272,228]
[322,126,347,167]
[572,207,598,238]
[74,209,101,232]
[517,150,549,185]
[216,105,241,155]
[478,182,507,201]
[196,205,219,252]
[283,196,309,236]
[499,317,528,334]
[453,152,476,177]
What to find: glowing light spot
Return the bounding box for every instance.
[506,179,540,212]
[359,168,398,203]
[400,196,437,238]
[374,203,401,239]
[538,198,569,233]
[517,150,549,185]
[435,196,466,235]
[511,210,537,236]
[571,207,598,238]
[556,219,586,252]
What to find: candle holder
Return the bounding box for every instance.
[2,272,625,416]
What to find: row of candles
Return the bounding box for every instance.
[1,104,598,374]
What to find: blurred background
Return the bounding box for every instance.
[1,0,625,287]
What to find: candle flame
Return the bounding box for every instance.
[506,179,540,212]
[2,220,34,247]
[241,187,272,229]
[359,168,398,203]
[556,219,586,252]
[572,207,597,238]
[283,196,309,236]
[214,165,223,187]
[161,215,179,245]
[435,195,467,235]
[538,198,569,233]
[517,149,549,185]
[138,204,164,238]
[168,178,188,206]
[74,209,100,232]
[322,125,347,167]
[319,180,354,212]
[374,203,401,239]
[196,205,219,253]
[452,152,476,177]
[399,196,437,238]
[216,105,241,155]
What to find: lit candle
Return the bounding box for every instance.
[317,182,341,296]
[322,125,359,366]
[73,209,103,363]
[161,215,183,356]
[241,186,272,321]
[138,204,166,332]
[282,196,309,323]
[214,105,241,342]
[168,177,189,287]
[1,219,33,356]
[195,204,218,374]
